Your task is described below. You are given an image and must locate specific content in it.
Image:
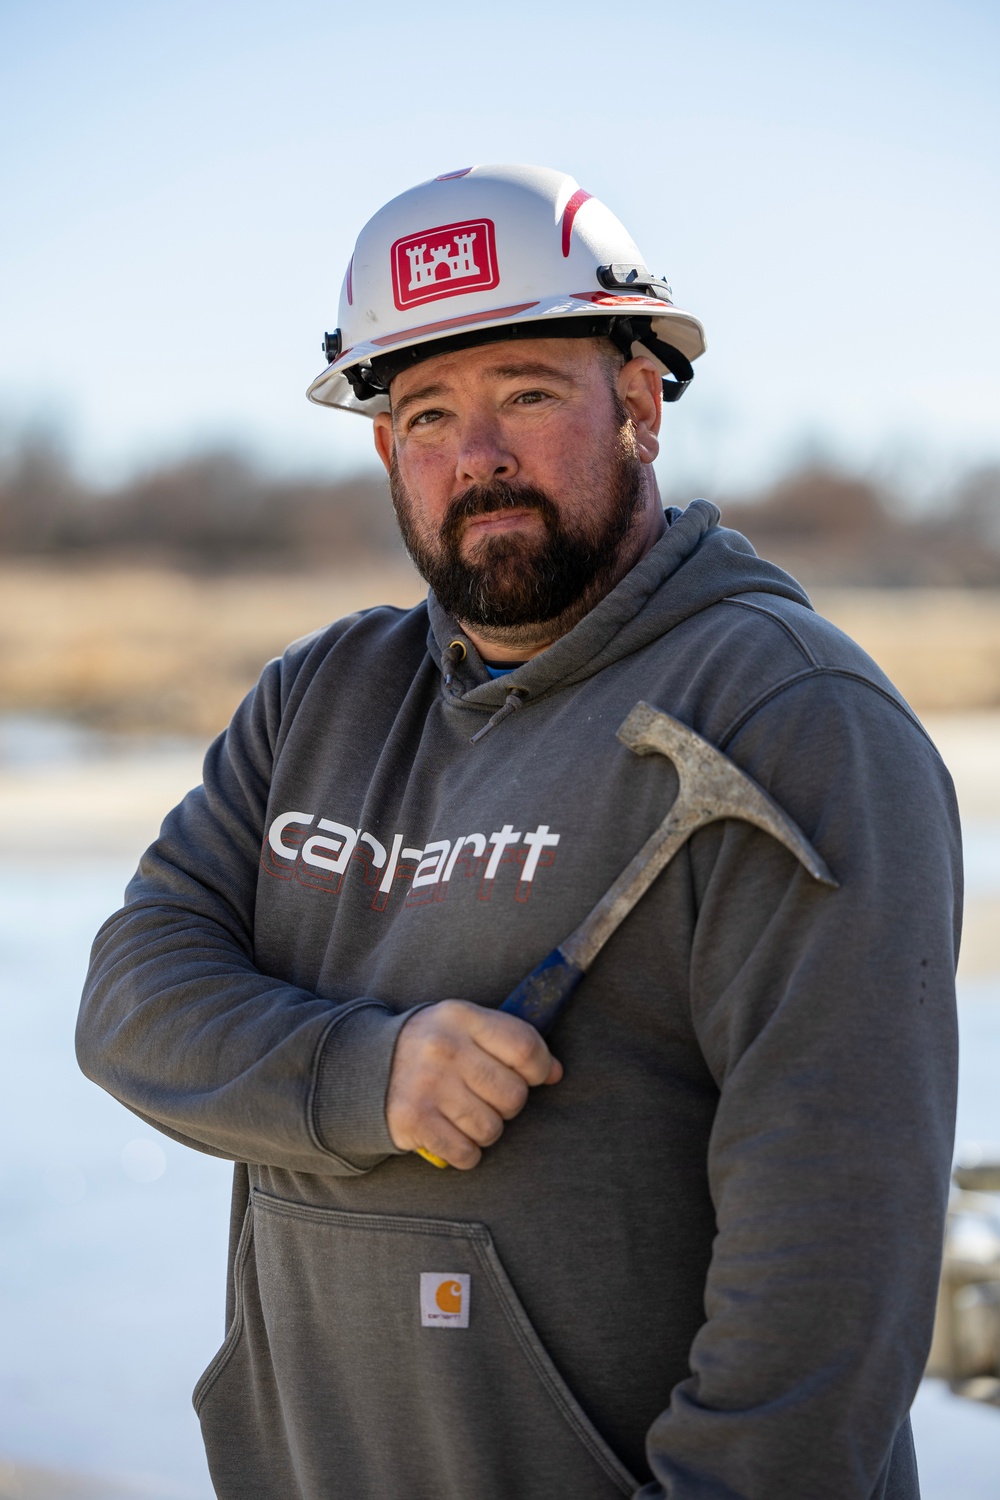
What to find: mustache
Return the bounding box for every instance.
[440,482,558,547]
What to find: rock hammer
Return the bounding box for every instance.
[416,701,837,1167]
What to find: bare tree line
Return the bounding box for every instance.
[0,437,402,568]
[723,464,1000,587]
[1,429,999,585]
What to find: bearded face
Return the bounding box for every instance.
[389,413,646,631]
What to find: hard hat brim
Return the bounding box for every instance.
[306,294,707,416]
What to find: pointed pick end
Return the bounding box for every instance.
[802,852,839,890]
[755,802,839,889]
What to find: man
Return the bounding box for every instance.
[78,164,960,1499]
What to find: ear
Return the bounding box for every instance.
[373,411,394,473]
[618,357,662,465]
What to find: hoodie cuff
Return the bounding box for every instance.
[311,1001,427,1172]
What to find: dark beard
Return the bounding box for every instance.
[389,446,646,630]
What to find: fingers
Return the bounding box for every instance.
[389,1060,510,1166]
[413,1115,483,1172]
[463,1047,530,1121]
[459,1004,559,1087]
[398,1082,506,1171]
[385,1000,562,1168]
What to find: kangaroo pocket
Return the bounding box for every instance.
[194,1188,637,1500]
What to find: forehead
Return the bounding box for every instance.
[389,335,607,404]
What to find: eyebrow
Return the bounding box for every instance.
[483,361,578,382]
[391,382,449,421]
[392,361,578,421]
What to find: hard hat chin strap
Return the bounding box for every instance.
[606,318,694,404]
[343,316,694,405]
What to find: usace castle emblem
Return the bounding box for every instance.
[391,218,500,311]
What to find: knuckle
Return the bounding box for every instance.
[451,1142,482,1171]
[498,1077,529,1118]
[456,1104,503,1147]
[469,1053,501,1092]
[425,1123,480,1170]
[419,1002,473,1062]
[401,1103,432,1141]
[467,1057,525,1117]
[509,1027,542,1071]
[420,1121,461,1162]
[416,1023,459,1067]
[436,999,471,1026]
[425,1033,460,1067]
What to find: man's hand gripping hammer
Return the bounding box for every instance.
[417,702,837,1167]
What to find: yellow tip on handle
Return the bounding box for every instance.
[416,1147,449,1169]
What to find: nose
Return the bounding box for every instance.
[455,413,518,488]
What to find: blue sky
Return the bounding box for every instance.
[1,0,998,496]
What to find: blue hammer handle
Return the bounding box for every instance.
[498,947,584,1037]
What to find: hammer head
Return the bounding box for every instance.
[617,702,837,888]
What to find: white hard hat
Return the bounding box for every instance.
[306,163,707,417]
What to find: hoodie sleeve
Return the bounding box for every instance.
[641,671,961,1499]
[76,651,415,1175]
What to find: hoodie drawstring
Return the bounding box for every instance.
[442,639,467,693]
[470,687,528,745]
[442,638,528,743]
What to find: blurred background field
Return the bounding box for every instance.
[3,437,1000,733]
[5,562,1000,730]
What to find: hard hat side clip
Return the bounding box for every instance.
[597,264,674,303]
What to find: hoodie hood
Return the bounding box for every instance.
[427,499,813,711]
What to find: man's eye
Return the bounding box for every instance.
[513,390,548,405]
[410,408,444,428]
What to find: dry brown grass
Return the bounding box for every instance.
[814,589,1000,714]
[3,563,1000,735]
[1,561,426,734]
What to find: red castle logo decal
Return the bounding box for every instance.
[391,219,499,311]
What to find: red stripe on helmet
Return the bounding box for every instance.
[346,255,354,307]
[436,167,473,180]
[571,291,675,308]
[561,189,593,257]
[371,302,539,347]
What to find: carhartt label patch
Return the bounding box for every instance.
[420,1272,470,1328]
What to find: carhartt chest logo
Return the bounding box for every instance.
[420,1272,470,1328]
[391,219,499,311]
[262,810,561,913]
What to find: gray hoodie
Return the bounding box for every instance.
[78,500,960,1499]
